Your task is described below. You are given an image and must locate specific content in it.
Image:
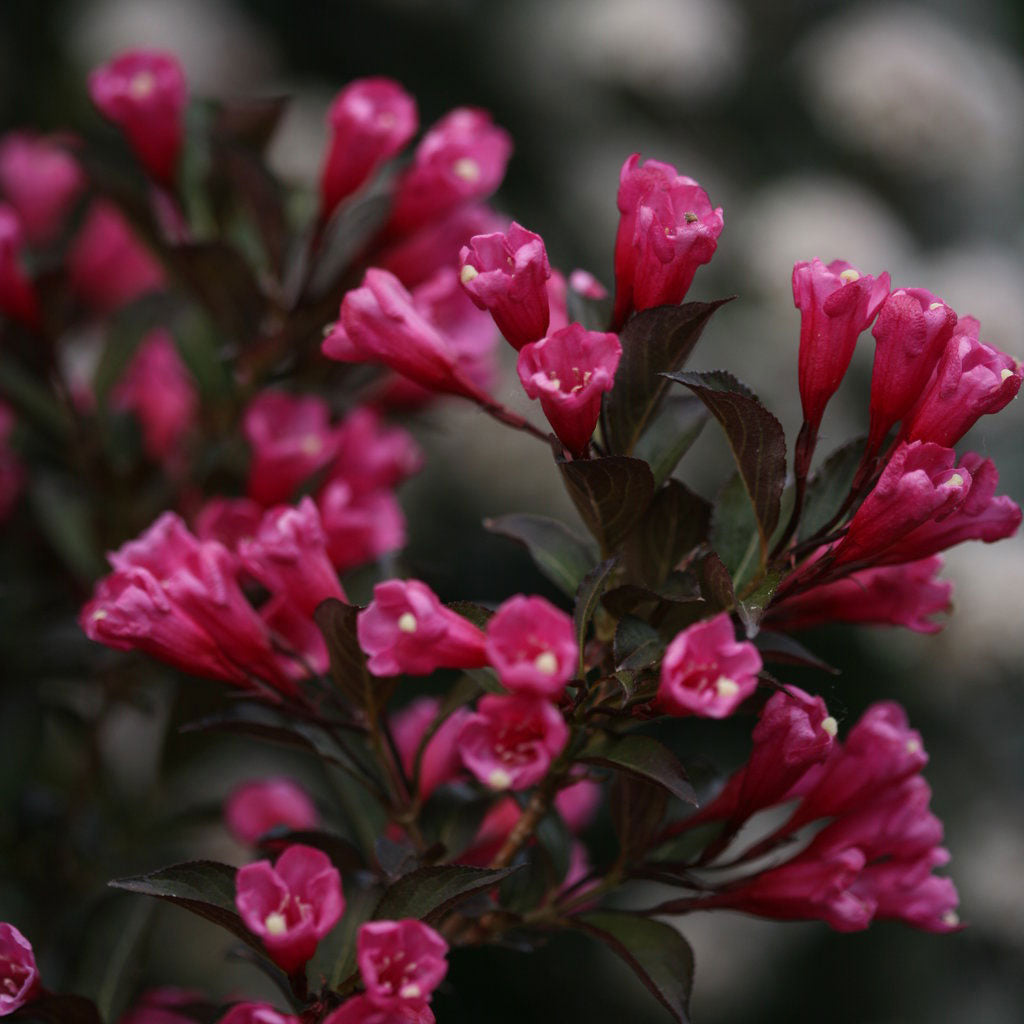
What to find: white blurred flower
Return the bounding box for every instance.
[799,4,1024,181]
[70,0,277,96]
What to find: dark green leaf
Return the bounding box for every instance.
[799,436,866,542]
[580,733,697,806]
[625,481,711,587]
[314,599,373,709]
[109,861,266,957]
[576,911,695,1023]
[605,299,731,455]
[696,552,735,613]
[754,630,839,674]
[667,370,787,554]
[559,456,655,554]
[610,774,669,860]
[419,785,493,860]
[634,394,709,487]
[485,514,599,596]
[373,865,520,925]
[574,558,618,674]
[11,994,103,1024]
[446,600,494,629]
[0,356,71,439]
[711,471,760,588]
[736,571,783,638]
[614,616,663,672]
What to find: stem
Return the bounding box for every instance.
[770,419,816,560]
[476,398,551,445]
[488,770,565,870]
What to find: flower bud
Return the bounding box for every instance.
[235,845,344,974]
[657,613,762,718]
[320,77,417,219]
[88,49,187,186]
[0,923,40,1015]
[318,481,406,572]
[459,222,551,349]
[485,594,577,697]
[0,132,83,244]
[0,204,40,329]
[612,154,723,329]
[517,323,621,456]
[225,778,319,845]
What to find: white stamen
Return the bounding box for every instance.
[91,609,108,621]
[488,768,513,790]
[129,71,156,99]
[264,912,287,936]
[942,910,960,927]
[453,158,480,182]
[1000,368,1015,381]
[714,676,739,698]
[906,739,922,754]
[460,264,479,284]
[928,302,943,310]
[533,651,558,675]
[943,473,965,488]
[839,268,860,283]
[821,716,838,737]
[399,983,422,1000]
[300,434,322,456]
[397,612,418,633]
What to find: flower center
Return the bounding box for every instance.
[453,157,480,182]
[264,911,288,935]
[821,716,838,737]
[129,70,156,99]
[398,612,418,633]
[533,651,558,675]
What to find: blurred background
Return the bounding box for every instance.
[1,0,1022,1022]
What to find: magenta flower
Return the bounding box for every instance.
[112,329,197,464]
[459,222,552,349]
[195,497,264,555]
[68,201,164,314]
[333,407,423,492]
[767,555,953,634]
[88,49,187,186]
[388,108,512,235]
[485,595,577,697]
[320,77,417,219]
[83,513,291,690]
[0,923,40,1015]
[225,778,319,845]
[217,1004,300,1024]
[517,323,621,456]
[612,154,723,329]
[875,454,1021,565]
[322,997,434,1024]
[357,919,449,1006]
[656,613,762,718]
[357,579,488,677]
[235,844,344,974]
[866,288,958,455]
[391,697,473,798]
[568,268,608,300]
[323,268,492,403]
[457,694,568,791]
[792,258,890,434]
[260,594,330,681]
[827,442,972,571]
[238,497,346,617]
[901,321,1021,447]
[318,482,406,572]
[243,391,339,507]
[0,204,40,329]
[0,132,83,244]
[857,854,961,933]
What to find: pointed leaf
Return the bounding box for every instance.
[667,370,786,552]
[710,471,760,588]
[625,480,711,587]
[109,861,266,957]
[610,774,669,860]
[559,456,655,554]
[614,616,663,672]
[736,570,783,638]
[634,394,709,487]
[574,558,618,674]
[372,864,520,925]
[314,598,372,709]
[696,552,735,613]
[579,733,697,806]
[575,911,694,1023]
[754,630,839,674]
[605,299,731,455]
[799,436,866,542]
[485,514,599,596]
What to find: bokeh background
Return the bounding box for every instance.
[1,1,1022,1022]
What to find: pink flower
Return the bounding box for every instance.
[391,697,473,798]
[322,997,434,1024]
[857,855,961,933]
[517,324,622,456]
[378,204,505,289]
[238,497,346,617]
[357,579,488,677]
[118,987,206,1024]
[0,204,40,329]
[318,482,406,571]
[0,132,83,244]
[333,407,423,492]
[459,222,552,349]
[656,613,762,719]
[217,1004,300,1024]
[901,321,1021,447]
[827,442,972,571]
[612,154,724,329]
[243,391,339,507]
[69,201,165,314]
[457,694,568,791]
[692,685,836,826]
[260,594,330,680]
[357,919,448,1005]
[88,50,187,186]
[235,844,344,974]
[320,77,417,219]
[83,512,291,690]
[388,108,512,235]
[0,400,25,524]
[874,454,1021,565]
[323,268,492,403]
[0,923,40,1015]
[866,288,958,455]
[568,268,608,300]
[767,556,953,634]
[112,329,197,463]
[792,258,890,433]
[225,778,319,845]
[195,497,264,554]
[485,595,577,697]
